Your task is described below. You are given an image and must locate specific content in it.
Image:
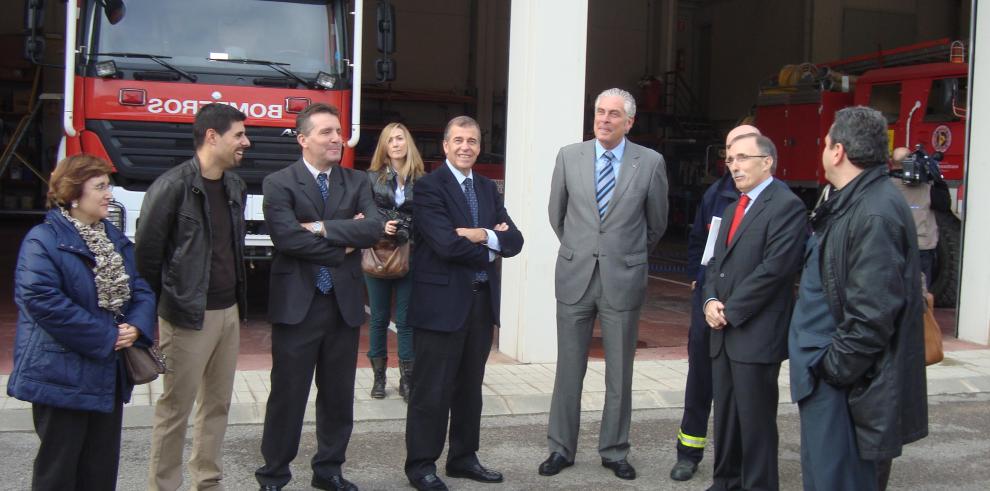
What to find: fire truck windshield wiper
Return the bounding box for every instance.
[93,52,198,82]
[207,57,312,89]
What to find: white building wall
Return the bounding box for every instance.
[499,0,588,363]
[957,1,990,345]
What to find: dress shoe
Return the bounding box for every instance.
[538,452,574,476]
[601,458,637,480]
[312,473,358,491]
[446,462,503,483]
[259,485,281,491]
[409,473,449,490]
[670,459,699,481]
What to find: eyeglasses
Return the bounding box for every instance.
[92,183,114,193]
[725,154,768,165]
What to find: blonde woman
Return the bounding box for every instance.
[365,123,425,401]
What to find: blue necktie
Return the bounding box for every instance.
[596,151,616,220]
[463,178,488,283]
[315,173,333,293]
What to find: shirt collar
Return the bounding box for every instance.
[595,138,626,163]
[303,158,332,181]
[744,176,774,202]
[445,159,473,185]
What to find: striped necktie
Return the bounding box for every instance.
[315,173,333,293]
[596,151,616,220]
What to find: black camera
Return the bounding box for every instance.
[380,208,412,244]
[892,144,943,186]
[898,153,926,185]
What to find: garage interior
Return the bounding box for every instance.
[0,0,978,372]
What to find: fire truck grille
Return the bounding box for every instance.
[86,120,301,193]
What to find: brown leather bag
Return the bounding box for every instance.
[922,292,944,366]
[123,343,167,384]
[362,240,410,279]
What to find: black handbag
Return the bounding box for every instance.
[123,343,167,385]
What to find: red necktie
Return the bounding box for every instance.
[726,194,751,245]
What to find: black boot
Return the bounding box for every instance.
[399,359,414,402]
[370,357,387,399]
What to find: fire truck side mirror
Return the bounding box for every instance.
[24,0,44,30]
[102,0,126,25]
[376,1,396,54]
[24,0,45,63]
[376,58,396,82]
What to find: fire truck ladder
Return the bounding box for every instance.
[661,70,717,145]
[824,38,962,75]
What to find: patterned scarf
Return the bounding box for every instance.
[60,208,131,314]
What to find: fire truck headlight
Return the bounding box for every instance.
[315,72,336,89]
[107,199,126,233]
[96,60,118,78]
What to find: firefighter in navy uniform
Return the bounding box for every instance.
[669,125,756,481]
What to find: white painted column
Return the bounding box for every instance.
[499,0,588,363]
[957,3,990,345]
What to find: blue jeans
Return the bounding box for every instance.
[365,273,413,361]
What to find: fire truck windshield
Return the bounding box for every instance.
[88,0,345,80]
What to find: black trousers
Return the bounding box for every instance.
[710,347,781,491]
[32,387,124,491]
[256,290,360,487]
[404,286,494,480]
[676,285,714,463]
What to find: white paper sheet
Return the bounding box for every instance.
[701,216,721,266]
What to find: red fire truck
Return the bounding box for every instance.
[755,39,968,306]
[33,0,365,259]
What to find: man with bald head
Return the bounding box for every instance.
[669,125,757,482]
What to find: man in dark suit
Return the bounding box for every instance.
[670,125,757,482]
[703,133,806,491]
[403,116,524,491]
[255,103,386,491]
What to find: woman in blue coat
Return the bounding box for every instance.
[7,154,156,490]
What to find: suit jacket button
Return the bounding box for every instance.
[720,273,725,278]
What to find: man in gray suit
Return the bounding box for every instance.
[540,88,669,480]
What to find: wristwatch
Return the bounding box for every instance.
[311,221,324,235]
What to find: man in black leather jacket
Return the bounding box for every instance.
[136,103,249,490]
[789,106,927,491]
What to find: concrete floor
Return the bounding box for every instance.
[0,393,987,490]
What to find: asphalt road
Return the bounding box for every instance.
[1,393,987,490]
